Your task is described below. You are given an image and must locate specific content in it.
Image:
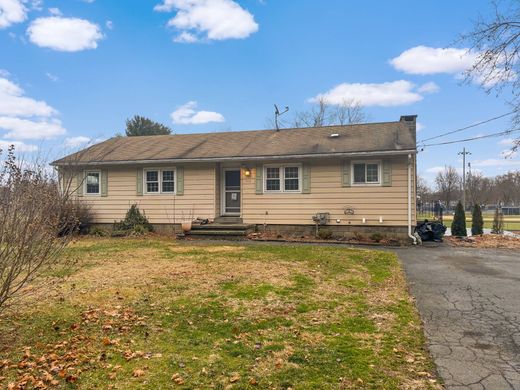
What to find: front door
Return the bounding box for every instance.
[222,169,241,216]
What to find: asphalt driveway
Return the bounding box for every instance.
[396,246,520,389]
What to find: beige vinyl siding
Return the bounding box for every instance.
[71,164,216,224]
[242,156,415,226]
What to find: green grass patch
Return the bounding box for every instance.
[0,238,439,389]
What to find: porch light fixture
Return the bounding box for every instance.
[243,168,251,177]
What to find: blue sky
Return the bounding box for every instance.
[1,0,519,184]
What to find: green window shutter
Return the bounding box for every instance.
[136,169,143,196]
[255,166,263,195]
[176,166,184,195]
[341,160,351,187]
[382,160,392,187]
[302,164,311,194]
[76,172,84,197]
[101,169,108,197]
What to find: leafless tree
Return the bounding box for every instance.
[466,172,494,206]
[461,0,520,149]
[435,166,461,208]
[416,176,433,202]
[292,98,367,128]
[492,170,520,205]
[0,146,78,312]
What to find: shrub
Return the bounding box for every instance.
[317,228,333,240]
[491,207,504,234]
[0,146,74,311]
[89,226,109,237]
[451,201,467,237]
[471,204,484,236]
[113,204,153,235]
[59,199,93,236]
[370,233,383,243]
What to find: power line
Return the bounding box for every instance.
[418,111,515,143]
[420,128,520,147]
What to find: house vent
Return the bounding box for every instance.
[329,133,340,138]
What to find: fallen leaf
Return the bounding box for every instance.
[249,377,258,385]
[132,369,145,378]
[229,373,240,383]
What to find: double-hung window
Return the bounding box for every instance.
[144,168,176,194]
[85,171,100,195]
[352,162,380,185]
[264,165,301,192]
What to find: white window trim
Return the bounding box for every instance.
[84,170,101,196]
[263,164,302,193]
[351,160,382,186]
[143,167,177,195]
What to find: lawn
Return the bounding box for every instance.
[0,238,439,389]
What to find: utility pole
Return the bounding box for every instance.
[458,147,471,211]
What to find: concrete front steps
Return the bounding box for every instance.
[183,220,255,240]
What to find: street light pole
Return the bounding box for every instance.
[458,147,472,211]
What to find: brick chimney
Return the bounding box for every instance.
[400,115,417,133]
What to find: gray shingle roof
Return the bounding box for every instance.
[52,119,416,166]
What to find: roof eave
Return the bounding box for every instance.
[51,149,417,167]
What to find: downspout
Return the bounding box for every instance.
[408,153,417,245]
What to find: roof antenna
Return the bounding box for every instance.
[274,104,289,131]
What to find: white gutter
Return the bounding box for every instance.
[51,149,417,166]
[407,153,417,245]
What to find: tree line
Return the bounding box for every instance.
[418,167,520,209]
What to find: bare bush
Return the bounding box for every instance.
[0,146,77,312]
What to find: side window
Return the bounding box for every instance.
[284,166,300,191]
[264,165,302,192]
[353,163,366,184]
[144,168,176,194]
[146,170,159,193]
[352,162,380,185]
[265,167,281,191]
[162,170,175,193]
[85,172,100,195]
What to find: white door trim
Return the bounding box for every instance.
[221,167,241,216]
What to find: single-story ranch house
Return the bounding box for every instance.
[52,115,417,240]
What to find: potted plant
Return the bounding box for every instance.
[180,207,194,233]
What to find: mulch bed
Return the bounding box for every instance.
[247,232,405,246]
[446,234,520,249]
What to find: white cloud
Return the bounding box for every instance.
[27,16,104,52]
[417,81,440,94]
[0,73,66,140]
[310,80,424,107]
[174,31,197,43]
[472,158,520,168]
[498,138,515,146]
[390,46,477,75]
[48,7,61,16]
[45,72,58,82]
[0,117,66,139]
[0,76,56,117]
[0,0,27,29]
[0,139,38,152]
[154,0,258,42]
[64,136,91,148]
[105,20,113,30]
[425,166,445,174]
[171,101,225,124]
[416,122,425,132]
